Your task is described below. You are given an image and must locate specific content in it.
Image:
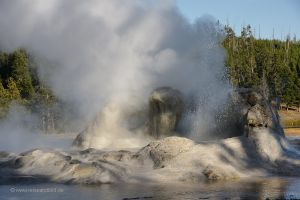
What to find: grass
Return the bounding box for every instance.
[284,128,300,136]
[279,110,300,128]
[282,120,300,127]
[279,110,300,136]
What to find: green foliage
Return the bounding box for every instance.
[0,49,58,130]
[283,119,300,127]
[7,77,21,100]
[10,49,34,98]
[223,25,300,106]
[0,82,9,118]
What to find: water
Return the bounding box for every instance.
[1,177,300,200]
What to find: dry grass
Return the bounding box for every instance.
[279,110,300,127]
[284,128,300,136]
[278,110,300,136]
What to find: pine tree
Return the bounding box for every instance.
[0,82,9,118]
[7,77,21,100]
[10,49,34,98]
[0,82,8,99]
[223,24,300,107]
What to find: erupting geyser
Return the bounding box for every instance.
[2,89,300,185]
[0,0,231,149]
[1,0,300,186]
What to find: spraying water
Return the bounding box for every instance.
[0,0,232,150]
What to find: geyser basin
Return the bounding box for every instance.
[1,89,300,185]
[0,0,299,188]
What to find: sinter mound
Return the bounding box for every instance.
[1,87,300,184]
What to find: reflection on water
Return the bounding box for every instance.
[1,177,300,200]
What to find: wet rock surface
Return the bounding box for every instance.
[148,87,184,138]
[2,132,300,185]
[234,88,283,138]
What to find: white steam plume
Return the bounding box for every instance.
[0,104,72,152]
[0,0,232,149]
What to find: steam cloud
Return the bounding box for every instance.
[0,0,232,149]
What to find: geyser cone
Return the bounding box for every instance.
[148,87,184,138]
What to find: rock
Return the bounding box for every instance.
[137,136,195,168]
[247,104,269,128]
[72,132,84,148]
[0,148,129,184]
[209,88,266,139]
[237,88,263,106]
[233,88,283,138]
[72,131,89,148]
[3,131,300,185]
[148,87,184,138]
[202,165,239,181]
[202,166,225,180]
